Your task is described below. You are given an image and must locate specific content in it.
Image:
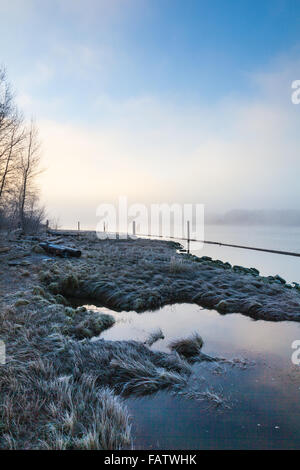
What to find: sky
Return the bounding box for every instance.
[1,0,300,228]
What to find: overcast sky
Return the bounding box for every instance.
[1,0,300,228]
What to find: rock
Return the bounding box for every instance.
[215,299,229,312]
[214,259,225,267]
[223,262,232,269]
[248,302,263,313]
[233,265,249,274]
[274,275,286,284]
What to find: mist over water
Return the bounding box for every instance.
[206,209,300,226]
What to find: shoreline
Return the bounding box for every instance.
[1,231,300,449]
[42,231,300,322]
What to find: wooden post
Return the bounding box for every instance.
[78,221,80,232]
[103,222,106,232]
[46,219,49,231]
[133,220,136,236]
[187,220,190,254]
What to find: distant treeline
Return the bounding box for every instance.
[206,209,300,226]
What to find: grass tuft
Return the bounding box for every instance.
[169,333,204,358]
[144,328,164,346]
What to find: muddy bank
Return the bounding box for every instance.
[38,232,300,321]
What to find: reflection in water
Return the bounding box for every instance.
[85,302,300,449]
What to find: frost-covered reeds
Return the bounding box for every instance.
[144,327,164,346]
[1,233,298,449]
[37,235,300,321]
[0,289,194,448]
[0,359,132,450]
[169,333,204,358]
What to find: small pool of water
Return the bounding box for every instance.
[80,302,300,449]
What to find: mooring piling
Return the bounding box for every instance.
[187,220,190,253]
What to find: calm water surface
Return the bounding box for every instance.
[86,303,300,449]
[179,224,300,283]
[143,224,300,283]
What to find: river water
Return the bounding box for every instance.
[189,224,300,284]
[145,224,300,283]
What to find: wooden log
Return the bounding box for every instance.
[39,242,81,258]
[0,246,10,253]
[47,230,76,237]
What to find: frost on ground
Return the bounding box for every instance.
[0,288,192,448]
[40,233,300,321]
[0,282,246,449]
[0,274,219,449]
[144,327,165,346]
[0,231,299,449]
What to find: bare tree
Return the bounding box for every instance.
[0,68,26,221]
[0,111,24,204]
[18,120,43,232]
[0,67,13,132]
[0,68,45,233]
